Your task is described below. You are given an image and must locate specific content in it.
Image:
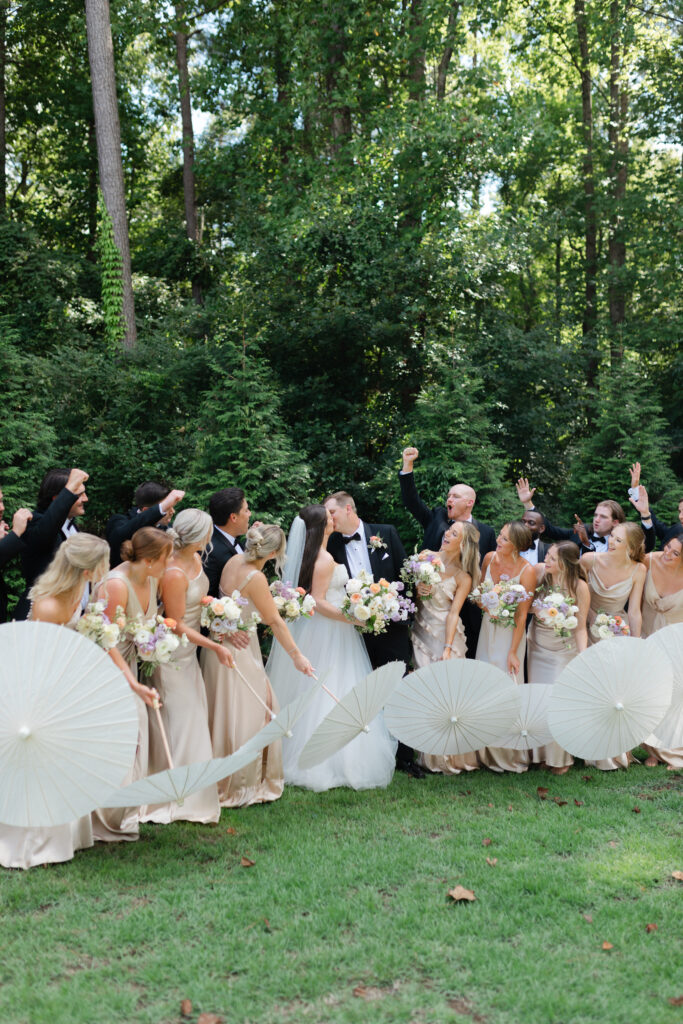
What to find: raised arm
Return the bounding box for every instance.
[23,469,88,551]
[398,447,432,529]
[243,572,314,676]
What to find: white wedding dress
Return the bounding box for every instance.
[267,563,397,791]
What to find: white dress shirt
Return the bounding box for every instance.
[521,539,540,565]
[62,519,89,609]
[215,525,243,553]
[343,520,372,580]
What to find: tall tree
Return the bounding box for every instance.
[85,0,136,349]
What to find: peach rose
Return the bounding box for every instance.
[369,583,381,594]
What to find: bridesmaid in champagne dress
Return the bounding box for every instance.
[640,531,683,768]
[201,525,314,807]
[143,510,234,824]
[580,522,647,770]
[0,535,156,869]
[528,542,590,774]
[93,527,172,841]
[411,521,481,774]
[476,521,537,773]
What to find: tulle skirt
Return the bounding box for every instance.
[267,615,397,792]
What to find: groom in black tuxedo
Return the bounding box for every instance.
[324,490,422,777]
[399,447,497,659]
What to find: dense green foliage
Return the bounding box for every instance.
[1,0,681,571]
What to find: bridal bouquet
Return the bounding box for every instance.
[399,552,444,599]
[200,592,261,639]
[269,580,316,622]
[590,611,630,642]
[468,575,532,628]
[342,570,415,635]
[121,610,189,676]
[532,590,579,641]
[76,601,120,651]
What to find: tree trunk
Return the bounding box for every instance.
[323,3,351,156]
[436,1,460,102]
[0,0,6,214]
[174,3,202,305]
[407,0,426,101]
[86,117,97,262]
[607,0,628,362]
[574,0,598,388]
[85,0,137,349]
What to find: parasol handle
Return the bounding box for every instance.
[153,702,175,771]
[312,673,340,705]
[233,664,277,719]
[511,672,519,685]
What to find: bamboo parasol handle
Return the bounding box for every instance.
[233,664,277,719]
[153,703,174,771]
[312,673,340,705]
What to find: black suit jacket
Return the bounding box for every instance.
[640,510,678,552]
[399,471,497,562]
[106,505,165,567]
[203,527,241,597]
[0,530,25,622]
[327,520,412,670]
[534,510,593,554]
[14,486,78,620]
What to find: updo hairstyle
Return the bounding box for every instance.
[120,526,173,564]
[244,524,286,574]
[166,509,213,551]
[506,520,533,556]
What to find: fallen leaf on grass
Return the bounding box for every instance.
[264,917,271,932]
[482,838,492,847]
[537,787,549,800]
[632,807,641,814]
[582,914,593,923]
[608,841,618,848]
[645,923,658,933]
[602,942,614,951]
[352,982,400,1001]
[574,799,584,806]
[672,871,683,882]
[669,996,683,1006]
[197,1015,223,1024]
[448,886,476,902]
[180,999,192,1017]
[240,856,255,868]
[553,797,568,806]
[485,857,497,867]
[582,775,593,782]
[488,802,493,807]
[507,804,513,811]
[225,826,237,835]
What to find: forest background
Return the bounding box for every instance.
[1,0,682,607]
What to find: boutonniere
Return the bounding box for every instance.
[368,534,387,552]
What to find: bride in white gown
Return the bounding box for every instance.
[267,505,396,791]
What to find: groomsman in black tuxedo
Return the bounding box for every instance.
[13,467,89,620]
[519,510,550,566]
[106,482,185,566]
[203,487,254,650]
[324,490,422,776]
[0,488,32,622]
[399,447,497,659]
[516,478,626,554]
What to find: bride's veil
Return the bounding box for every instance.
[282,516,306,586]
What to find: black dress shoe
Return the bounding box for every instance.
[396,759,426,779]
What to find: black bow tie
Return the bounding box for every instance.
[343,532,361,544]
[590,534,604,544]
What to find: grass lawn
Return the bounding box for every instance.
[1,760,682,1024]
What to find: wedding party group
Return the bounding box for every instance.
[0,449,681,870]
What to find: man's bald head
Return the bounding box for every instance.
[446,484,476,521]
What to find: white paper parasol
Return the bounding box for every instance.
[239,678,324,759]
[0,621,139,827]
[492,683,554,750]
[644,623,683,749]
[383,659,521,756]
[547,637,673,759]
[297,662,405,770]
[100,746,261,808]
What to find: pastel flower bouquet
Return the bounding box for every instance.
[590,611,631,642]
[200,592,261,640]
[75,601,121,651]
[399,552,444,599]
[532,590,579,641]
[121,609,189,676]
[269,580,316,622]
[468,575,532,629]
[341,569,415,635]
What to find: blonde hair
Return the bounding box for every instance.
[29,534,110,603]
[459,522,481,591]
[166,508,212,551]
[244,524,286,574]
[619,522,646,563]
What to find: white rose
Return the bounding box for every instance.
[285,601,300,619]
[302,595,316,613]
[155,639,175,659]
[273,596,286,609]
[134,628,153,646]
[564,615,578,629]
[354,604,371,621]
[500,609,510,617]
[547,592,564,606]
[598,625,611,640]
[346,579,363,595]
